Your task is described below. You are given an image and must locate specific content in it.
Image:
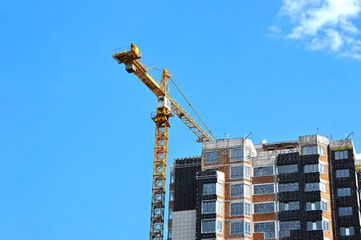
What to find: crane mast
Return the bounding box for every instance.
[149,70,171,239]
[112,43,215,239]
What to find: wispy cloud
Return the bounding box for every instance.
[272,0,361,59]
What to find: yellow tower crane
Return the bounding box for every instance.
[112,43,216,240]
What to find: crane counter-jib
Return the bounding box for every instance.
[132,61,166,97]
[115,61,166,97]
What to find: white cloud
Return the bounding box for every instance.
[274,0,361,59]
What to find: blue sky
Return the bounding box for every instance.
[1,0,361,239]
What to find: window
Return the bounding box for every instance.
[254,202,275,213]
[169,210,173,220]
[305,182,326,192]
[340,226,354,236]
[230,222,242,236]
[307,220,329,231]
[206,152,218,163]
[170,173,175,183]
[304,164,317,173]
[279,201,300,211]
[230,222,251,236]
[231,166,242,179]
[254,222,276,239]
[279,182,299,192]
[307,221,322,231]
[278,164,298,174]
[339,207,353,216]
[304,164,325,174]
[245,167,251,179]
[254,166,274,177]
[202,201,216,214]
[321,201,328,211]
[304,145,324,155]
[201,220,215,233]
[254,184,275,195]
[320,182,326,192]
[216,183,223,196]
[337,187,351,197]
[306,202,319,211]
[279,221,301,238]
[216,201,223,215]
[170,192,174,201]
[230,202,250,216]
[245,202,251,216]
[306,201,328,211]
[230,184,250,197]
[322,220,329,232]
[230,166,250,179]
[230,148,250,161]
[336,169,350,178]
[203,183,216,195]
[168,228,172,238]
[216,220,222,234]
[335,150,348,160]
[245,222,251,236]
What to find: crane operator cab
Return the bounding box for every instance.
[157,96,171,111]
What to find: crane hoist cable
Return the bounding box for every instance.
[137,60,216,141]
[169,76,217,141]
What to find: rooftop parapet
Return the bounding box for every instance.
[329,139,354,150]
[299,135,330,146]
[174,156,202,168]
[202,138,257,157]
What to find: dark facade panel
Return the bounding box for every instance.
[173,157,202,211]
[195,170,217,240]
[304,172,320,183]
[279,191,300,202]
[304,191,321,202]
[279,229,302,240]
[279,173,300,183]
[289,230,302,239]
[301,154,320,165]
[306,230,323,239]
[335,178,352,188]
[277,152,299,165]
[329,148,361,240]
[305,210,322,221]
[278,210,300,221]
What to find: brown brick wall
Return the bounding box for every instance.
[252,194,276,203]
[253,175,275,184]
[253,232,265,240]
[253,212,276,222]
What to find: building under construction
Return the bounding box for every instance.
[111,44,361,240]
[167,135,361,240]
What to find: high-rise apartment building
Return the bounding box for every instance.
[167,135,361,240]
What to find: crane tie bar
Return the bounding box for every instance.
[169,76,217,141]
